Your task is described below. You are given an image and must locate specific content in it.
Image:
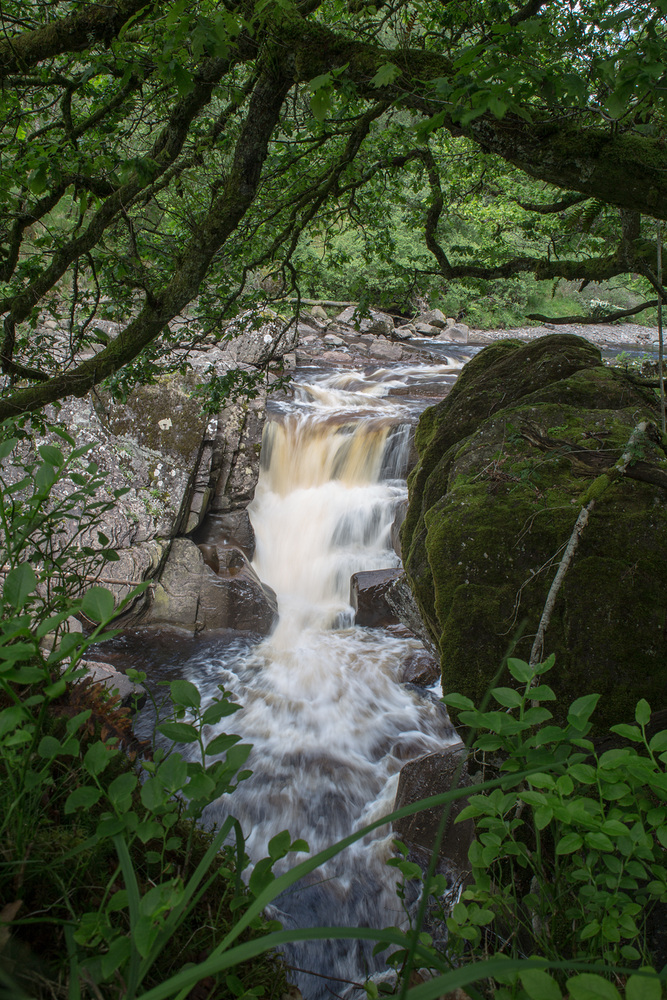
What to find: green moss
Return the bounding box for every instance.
[403,335,667,734]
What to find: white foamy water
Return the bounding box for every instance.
[171,366,460,995]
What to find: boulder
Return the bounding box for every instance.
[386,573,438,655]
[390,499,408,557]
[402,334,667,732]
[192,510,256,559]
[310,305,329,321]
[335,306,394,336]
[324,333,345,347]
[414,323,440,337]
[350,568,402,627]
[439,323,469,343]
[221,309,299,365]
[416,309,447,329]
[147,538,277,633]
[393,743,475,883]
[372,339,403,362]
[398,649,440,687]
[82,660,148,710]
[393,324,415,340]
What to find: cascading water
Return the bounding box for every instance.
[135,361,464,996]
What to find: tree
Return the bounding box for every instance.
[0,0,666,419]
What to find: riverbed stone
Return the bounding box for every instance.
[350,568,403,627]
[398,649,440,687]
[416,309,447,329]
[393,743,475,883]
[82,659,148,710]
[146,538,277,633]
[438,323,469,343]
[335,306,394,336]
[386,573,438,655]
[401,334,667,732]
[221,309,299,365]
[415,323,440,337]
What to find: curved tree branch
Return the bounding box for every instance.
[515,193,589,214]
[0,0,152,77]
[526,300,658,325]
[0,66,292,420]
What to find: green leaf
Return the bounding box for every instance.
[610,723,643,742]
[625,970,662,1000]
[371,63,401,88]
[158,721,200,744]
[141,776,168,813]
[567,975,621,1000]
[310,88,331,122]
[580,919,600,941]
[0,437,18,459]
[37,735,62,758]
[568,693,600,728]
[520,969,562,1000]
[170,679,201,709]
[65,786,103,814]
[649,730,667,752]
[28,163,48,194]
[81,586,115,623]
[205,733,241,756]
[3,563,37,609]
[491,686,523,709]
[584,831,614,852]
[157,752,188,793]
[555,832,583,855]
[507,658,532,683]
[268,830,291,860]
[37,444,64,467]
[635,699,651,726]
[202,700,238,725]
[107,772,137,810]
[84,741,116,777]
[442,692,474,711]
[534,805,554,830]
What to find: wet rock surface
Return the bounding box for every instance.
[350,568,403,627]
[393,742,475,884]
[402,334,667,732]
[146,537,278,633]
[398,649,440,687]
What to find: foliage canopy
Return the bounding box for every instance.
[0,0,666,416]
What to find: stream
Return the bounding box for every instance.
[128,359,467,996]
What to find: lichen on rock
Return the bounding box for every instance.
[401,334,667,732]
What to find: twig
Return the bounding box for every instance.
[0,566,150,587]
[528,421,652,669]
[529,501,594,667]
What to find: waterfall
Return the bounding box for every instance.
[194,368,457,996]
[132,362,463,996]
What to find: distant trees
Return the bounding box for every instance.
[0,0,666,418]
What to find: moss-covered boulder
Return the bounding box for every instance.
[401,334,667,732]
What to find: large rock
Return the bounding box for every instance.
[148,538,277,633]
[350,568,402,627]
[386,573,438,655]
[221,309,299,365]
[335,306,394,336]
[393,743,475,883]
[401,334,667,732]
